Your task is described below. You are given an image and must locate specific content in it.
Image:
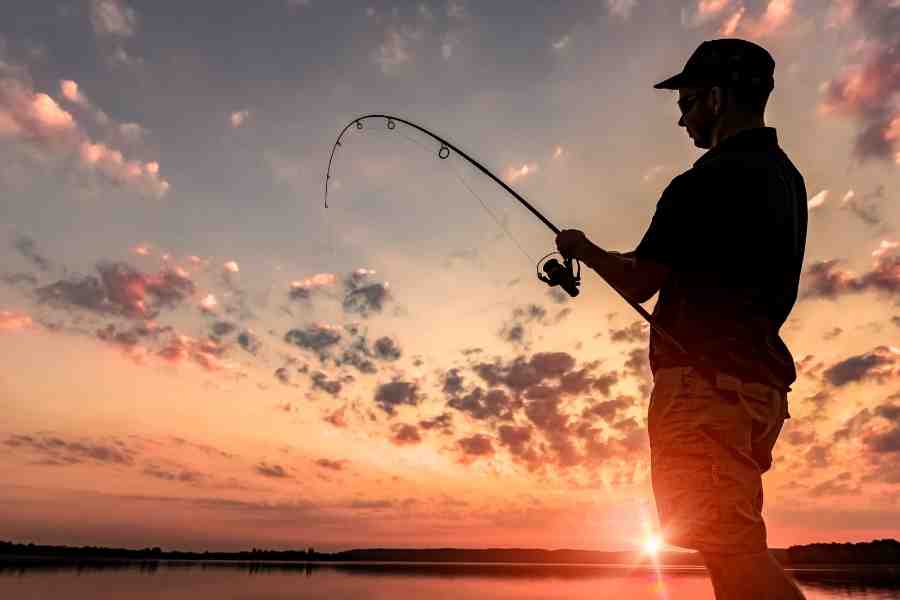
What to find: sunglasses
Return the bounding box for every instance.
[677,89,709,114]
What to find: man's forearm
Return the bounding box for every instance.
[578,243,646,301]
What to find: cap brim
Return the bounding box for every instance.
[653,72,691,90]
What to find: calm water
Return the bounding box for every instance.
[1,560,899,599]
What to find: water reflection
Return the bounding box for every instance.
[1,560,898,600]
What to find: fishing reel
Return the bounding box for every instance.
[536,252,581,297]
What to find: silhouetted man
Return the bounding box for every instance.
[556,39,808,600]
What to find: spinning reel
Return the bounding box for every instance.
[536,252,581,297]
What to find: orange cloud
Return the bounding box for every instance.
[718,7,745,35]
[698,0,730,17]
[60,80,87,106]
[0,310,33,331]
[718,0,793,38]
[504,162,539,183]
[808,189,829,210]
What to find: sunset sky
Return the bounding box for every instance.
[1,0,899,553]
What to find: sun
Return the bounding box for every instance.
[642,534,663,556]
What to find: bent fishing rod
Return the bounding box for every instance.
[323,114,688,355]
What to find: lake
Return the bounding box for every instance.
[1,560,899,599]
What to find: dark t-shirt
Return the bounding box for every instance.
[634,127,807,392]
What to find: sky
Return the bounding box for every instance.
[1,0,899,554]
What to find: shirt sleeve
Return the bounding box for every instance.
[633,177,688,268]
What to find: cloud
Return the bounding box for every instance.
[552,35,570,51]
[822,345,900,387]
[497,424,541,471]
[230,110,250,128]
[718,6,746,35]
[324,406,348,428]
[456,433,495,464]
[825,0,857,29]
[390,423,422,446]
[817,1,900,163]
[343,269,391,317]
[59,80,87,106]
[374,380,423,415]
[237,330,262,354]
[418,412,453,435]
[12,233,51,271]
[807,189,829,211]
[840,186,884,226]
[606,0,638,20]
[315,458,347,471]
[5,433,137,466]
[743,0,794,38]
[143,464,206,484]
[37,261,195,318]
[447,386,515,421]
[157,334,231,372]
[255,462,290,478]
[608,320,649,344]
[310,371,342,396]
[372,336,402,360]
[699,0,730,16]
[581,395,633,423]
[447,1,466,19]
[503,162,539,183]
[289,272,337,301]
[0,78,77,143]
[373,27,420,74]
[0,74,168,198]
[90,0,138,37]
[0,310,33,331]
[284,323,342,359]
[801,242,900,300]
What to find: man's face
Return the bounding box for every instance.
[677,86,716,150]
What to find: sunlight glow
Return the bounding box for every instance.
[642,535,663,556]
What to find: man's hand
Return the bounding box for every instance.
[555,229,593,261]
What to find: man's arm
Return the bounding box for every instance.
[577,243,670,304]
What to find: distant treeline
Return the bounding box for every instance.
[1,539,898,565]
[784,539,900,565]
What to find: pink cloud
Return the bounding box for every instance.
[157,334,230,372]
[698,0,731,17]
[230,110,250,128]
[79,140,169,198]
[718,7,745,35]
[816,2,900,163]
[0,74,169,198]
[60,80,87,106]
[825,0,857,29]
[718,0,793,38]
[90,0,138,37]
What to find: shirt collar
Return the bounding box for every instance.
[693,126,779,167]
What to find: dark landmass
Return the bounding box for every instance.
[1,539,898,567]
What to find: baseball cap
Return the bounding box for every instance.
[654,38,775,91]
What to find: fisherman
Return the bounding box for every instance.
[556,39,808,600]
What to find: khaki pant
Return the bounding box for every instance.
[648,366,790,555]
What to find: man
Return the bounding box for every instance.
[556,39,808,599]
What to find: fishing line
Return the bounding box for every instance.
[390,127,537,266]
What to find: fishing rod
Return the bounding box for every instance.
[323,114,688,355]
